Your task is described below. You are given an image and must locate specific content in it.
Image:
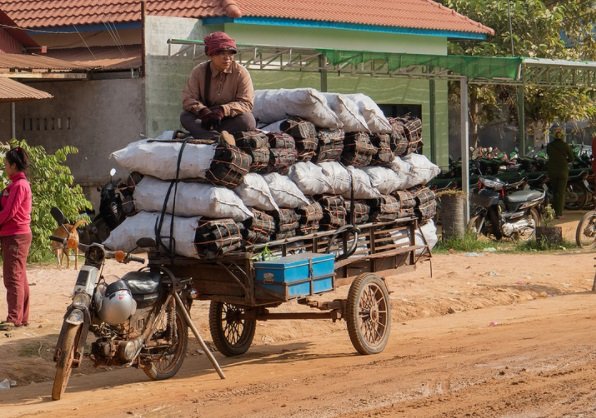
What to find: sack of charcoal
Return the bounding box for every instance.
[388,117,410,157]
[399,115,423,154]
[415,199,437,222]
[296,200,324,235]
[369,195,401,222]
[344,200,371,225]
[241,209,276,244]
[341,132,377,167]
[318,195,347,230]
[393,190,417,218]
[370,133,393,166]
[234,131,270,172]
[413,186,436,205]
[312,129,344,163]
[194,218,244,258]
[206,143,252,188]
[279,117,318,161]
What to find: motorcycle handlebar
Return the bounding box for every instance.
[48,235,144,265]
[126,254,145,264]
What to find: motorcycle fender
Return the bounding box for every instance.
[65,308,86,325]
[472,189,500,208]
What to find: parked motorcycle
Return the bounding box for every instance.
[50,209,192,400]
[575,208,596,249]
[564,168,591,210]
[467,176,545,241]
[74,169,138,245]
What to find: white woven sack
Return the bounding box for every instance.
[389,156,414,190]
[317,162,351,195]
[254,88,342,129]
[103,211,201,258]
[402,153,441,188]
[342,166,381,199]
[345,93,392,134]
[390,219,437,255]
[235,173,279,212]
[362,166,406,194]
[133,176,252,221]
[111,139,217,180]
[263,172,311,208]
[287,162,332,196]
[321,93,369,133]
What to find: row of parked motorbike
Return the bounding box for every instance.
[429,148,594,242]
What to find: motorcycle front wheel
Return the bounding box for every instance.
[143,301,189,380]
[575,210,596,249]
[52,323,82,401]
[466,215,485,239]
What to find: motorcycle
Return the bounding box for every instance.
[76,168,138,245]
[467,176,545,241]
[575,208,596,249]
[564,168,592,211]
[50,208,193,400]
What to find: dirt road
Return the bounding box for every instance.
[0,245,594,417]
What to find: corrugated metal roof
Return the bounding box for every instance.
[46,45,142,70]
[0,77,53,102]
[0,0,494,36]
[0,52,90,71]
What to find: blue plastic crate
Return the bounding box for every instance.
[254,252,336,300]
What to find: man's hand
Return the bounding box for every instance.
[191,104,211,119]
[201,106,225,130]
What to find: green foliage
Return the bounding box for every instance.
[441,0,595,140]
[515,238,574,252]
[1,140,92,262]
[434,232,499,252]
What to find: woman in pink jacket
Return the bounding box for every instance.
[0,147,32,331]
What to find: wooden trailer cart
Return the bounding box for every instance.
[146,216,432,356]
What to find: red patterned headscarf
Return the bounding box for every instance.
[204,32,237,56]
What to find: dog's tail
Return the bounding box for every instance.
[72,219,89,232]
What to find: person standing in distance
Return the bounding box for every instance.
[0,147,32,331]
[180,32,256,139]
[546,127,574,219]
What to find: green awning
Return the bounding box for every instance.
[322,51,522,80]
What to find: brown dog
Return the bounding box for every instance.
[51,219,87,269]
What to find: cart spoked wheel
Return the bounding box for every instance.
[209,301,256,356]
[346,273,391,355]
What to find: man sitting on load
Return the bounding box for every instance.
[180,32,256,139]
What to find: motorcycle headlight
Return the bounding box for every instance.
[72,292,91,308]
[480,177,504,190]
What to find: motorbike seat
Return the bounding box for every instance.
[122,271,161,295]
[505,189,543,204]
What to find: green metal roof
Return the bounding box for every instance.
[168,39,596,88]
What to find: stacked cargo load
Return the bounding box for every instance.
[105,88,440,259]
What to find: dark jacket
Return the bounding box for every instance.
[546,138,573,178]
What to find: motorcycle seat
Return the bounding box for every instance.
[505,189,543,204]
[122,271,161,295]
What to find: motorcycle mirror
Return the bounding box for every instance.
[136,237,156,248]
[50,207,68,226]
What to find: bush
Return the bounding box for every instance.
[1,140,92,262]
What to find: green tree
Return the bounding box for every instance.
[1,140,92,262]
[441,0,595,147]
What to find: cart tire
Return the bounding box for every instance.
[346,273,391,355]
[209,302,256,357]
